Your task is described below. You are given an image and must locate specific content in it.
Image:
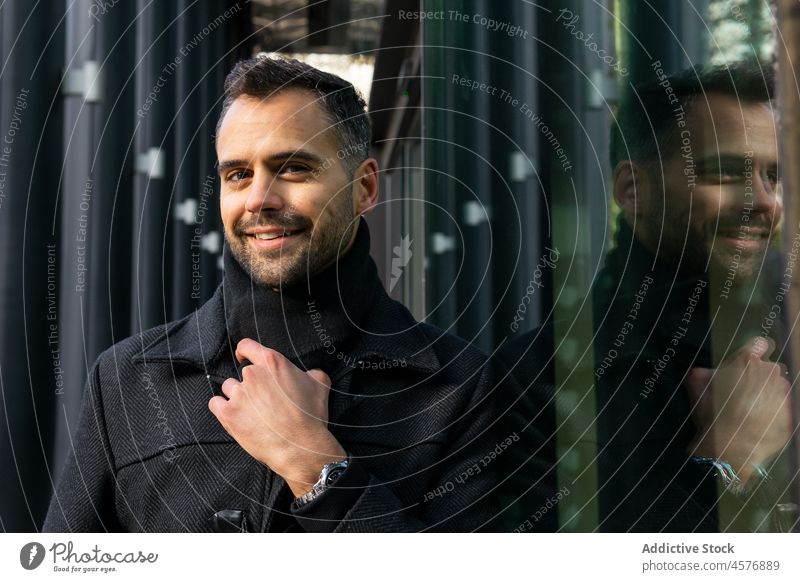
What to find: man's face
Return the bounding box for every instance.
[633,93,781,279]
[217,90,366,288]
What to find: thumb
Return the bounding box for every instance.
[685,367,713,402]
[307,368,331,389]
[746,335,775,360]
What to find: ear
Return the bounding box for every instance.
[613,160,649,219]
[352,158,379,216]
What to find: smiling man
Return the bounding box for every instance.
[500,64,794,532]
[43,56,504,532]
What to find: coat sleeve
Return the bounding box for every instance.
[42,358,120,532]
[290,364,502,532]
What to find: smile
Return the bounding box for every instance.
[245,228,305,250]
[253,230,300,240]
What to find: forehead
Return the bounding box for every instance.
[216,89,338,157]
[686,93,777,158]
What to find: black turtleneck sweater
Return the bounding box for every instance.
[217,221,381,531]
[221,220,380,376]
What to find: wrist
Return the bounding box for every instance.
[292,457,351,509]
[282,438,347,497]
[688,438,746,477]
[689,454,769,496]
[290,458,369,532]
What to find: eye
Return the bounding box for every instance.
[717,165,742,181]
[702,164,743,184]
[280,162,310,175]
[765,170,780,185]
[225,169,251,183]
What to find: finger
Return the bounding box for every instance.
[208,395,228,417]
[220,377,241,400]
[770,364,792,390]
[746,336,775,359]
[235,338,261,364]
[307,368,331,388]
[240,363,258,383]
[236,338,285,368]
[234,338,266,364]
[685,367,713,400]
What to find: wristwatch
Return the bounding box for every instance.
[691,456,745,495]
[690,456,769,497]
[293,458,350,509]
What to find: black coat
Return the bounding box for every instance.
[44,231,504,533]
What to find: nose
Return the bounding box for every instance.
[244,171,284,214]
[752,169,782,224]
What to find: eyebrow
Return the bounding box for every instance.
[216,150,327,175]
[694,154,748,170]
[695,154,778,171]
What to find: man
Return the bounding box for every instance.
[44,56,502,532]
[500,64,795,531]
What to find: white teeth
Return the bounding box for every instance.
[719,232,764,240]
[254,231,294,240]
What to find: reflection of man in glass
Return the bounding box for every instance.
[500,64,795,531]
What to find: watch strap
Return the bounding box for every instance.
[293,458,350,508]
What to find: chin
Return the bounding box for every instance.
[709,251,765,284]
[250,261,311,288]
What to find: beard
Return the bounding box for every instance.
[706,219,775,281]
[225,198,358,288]
[645,208,775,281]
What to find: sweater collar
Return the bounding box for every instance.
[221,219,379,363]
[594,217,712,358]
[595,217,777,362]
[600,217,709,295]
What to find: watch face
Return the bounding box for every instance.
[324,467,346,486]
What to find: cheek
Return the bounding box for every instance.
[774,189,785,212]
[678,187,719,218]
[299,188,351,224]
[690,195,718,217]
[219,195,243,228]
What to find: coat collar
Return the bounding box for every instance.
[132,269,440,378]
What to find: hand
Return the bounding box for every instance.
[208,338,347,497]
[686,337,792,483]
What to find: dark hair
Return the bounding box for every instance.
[216,55,371,177]
[610,63,774,169]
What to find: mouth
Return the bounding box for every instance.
[245,227,305,250]
[713,227,771,252]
